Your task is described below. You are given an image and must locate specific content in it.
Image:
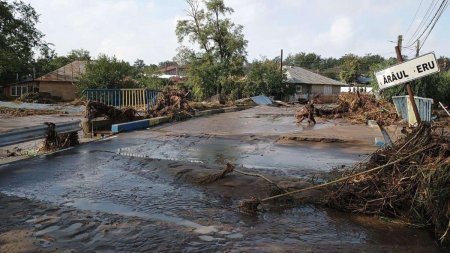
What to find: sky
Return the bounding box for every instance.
[25,0,450,64]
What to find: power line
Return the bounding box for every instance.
[405,0,424,37]
[406,0,439,45]
[411,0,447,46]
[419,0,449,50]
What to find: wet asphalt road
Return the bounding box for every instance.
[0,106,442,252]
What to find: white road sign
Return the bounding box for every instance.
[375,53,440,90]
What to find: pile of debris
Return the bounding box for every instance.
[40,122,79,151]
[0,107,59,117]
[326,123,450,245]
[17,92,59,104]
[188,101,230,111]
[84,101,137,123]
[315,92,399,125]
[147,88,194,121]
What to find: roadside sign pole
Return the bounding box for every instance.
[395,36,421,124]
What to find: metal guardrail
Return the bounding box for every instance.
[0,121,81,147]
[83,88,160,111]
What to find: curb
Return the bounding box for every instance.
[111,106,246,133]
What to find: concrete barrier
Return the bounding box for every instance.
[111,106,245,133]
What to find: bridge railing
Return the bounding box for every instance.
[83,88,159,112]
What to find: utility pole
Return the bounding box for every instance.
[416,39,420,57]
[395,35,421,124]
[280,49,283,73]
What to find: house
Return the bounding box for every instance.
[157,65,187,83]
[1,61,87,101]
[284,66,346,102]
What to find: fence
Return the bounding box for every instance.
[83,89,159,111]
[392,96,434,125]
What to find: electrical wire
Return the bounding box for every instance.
[406,0,440,45]
[419,0,449,50]
[411,0,447,46]
[405,0,424,37]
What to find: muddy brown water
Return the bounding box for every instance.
[0,135,442,252]
[0,107,443,252]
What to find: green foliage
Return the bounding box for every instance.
[137,65,170,90]
[66,49,91,62]
[243,59,291,99]
[0,0,46,84]
[176,0,247,100]
[34,47,92,78]
[284,52,337,71]
[339,54,361,84]
[77,54,138,93]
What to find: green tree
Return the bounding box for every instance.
[339,54,361,84]
[244,59,290,99]
[77,54,137,93]
[176,0,247,99]
[34,48,92,78]
[66,49,91,62]
[284,52,324,70]
[0,0,47,84]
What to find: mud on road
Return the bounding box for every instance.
[0,106,442,252]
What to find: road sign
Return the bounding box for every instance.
[375,52,440,90]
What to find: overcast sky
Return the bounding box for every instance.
[26,0,450,64]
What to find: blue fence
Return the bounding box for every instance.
[392,96,434,124]
[83,88,159,111]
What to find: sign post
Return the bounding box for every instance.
[375,50,440,125]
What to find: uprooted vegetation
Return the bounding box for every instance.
[40,122,79,152]
[146,88,194,121]
[326,123,449,245]
[17,92,59,104]
[0,107,60,117]
[227,122,449,246]
[84,101,137,123]
[315,92,399,125]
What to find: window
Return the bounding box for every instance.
[10,85,34,97]
[295,85,303,93]
[11,86,17,96]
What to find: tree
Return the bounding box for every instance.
[67,49,91,62]
[34,48,92,78]
[176,0,247,99]
[244,59,291,99]
[339,54,361,84]
[77,54,137,93]
[284,52,324,70]
[0,0,47,84]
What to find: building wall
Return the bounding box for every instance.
[39,81,77,101]
[332,86,340,94]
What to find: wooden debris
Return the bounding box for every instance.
[315,92,399,125]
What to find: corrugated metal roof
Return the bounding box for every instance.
[35,61,87,82]
[251,95,272,105]
[284,66,346,86]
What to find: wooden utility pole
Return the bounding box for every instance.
[280,49,284,72]
[395,35,421,124]
[416,39,420,57]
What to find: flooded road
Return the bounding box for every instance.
[0,106,442,252]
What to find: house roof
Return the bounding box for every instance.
[284,66,346,86]
[35,61,87,82]
[159,65,186,74]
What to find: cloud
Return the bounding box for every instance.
[25,0,450,64]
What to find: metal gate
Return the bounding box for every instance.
[83,88,159,111]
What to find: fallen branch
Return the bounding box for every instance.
[240,143,436,213]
